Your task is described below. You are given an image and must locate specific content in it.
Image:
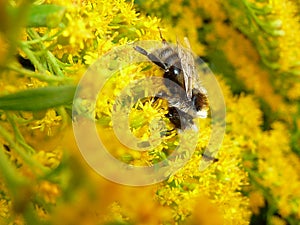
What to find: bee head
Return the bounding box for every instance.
[169,65,181,75]
[164,65,184,92]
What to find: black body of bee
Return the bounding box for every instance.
[166,107,194,130]
[17,55,35,71]
[134,41,208,130]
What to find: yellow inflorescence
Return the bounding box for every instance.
[270,0,300,74]
[0,0,299,224]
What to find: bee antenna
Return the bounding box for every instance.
[157,27,166,43]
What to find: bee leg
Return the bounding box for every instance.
[201,153,219,163]
[160,127,177,137]
[155,90,168,99]
[133,46,169,71]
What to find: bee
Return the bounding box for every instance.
[133,35,209,130]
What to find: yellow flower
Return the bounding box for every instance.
[287,82,300,100]
[0,198,9,219]
[270,216,287,225]
[37,181,60,204]
[256,122,300,219]
[270,0,300,74]
[30,109,62,136]
[33,149,62,169]
[226,93,262,136]
[0,34,9,68]
[249,191,265,214]
[187,196,224,225]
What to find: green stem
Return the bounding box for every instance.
[0,124,48,173]
[242,0,283,36]
[24,29,64,45]
[0,145,26,188]
[6,65,73,83]
[6,113,36,154]
[19,44,46,73]
[27,28,65,77]
[57,106,70,128]
[47,51,65,77]
[246,169,279,224]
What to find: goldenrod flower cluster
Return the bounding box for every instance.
[0,0,299,225]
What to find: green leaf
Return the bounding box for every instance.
[0,85,76,111]
[27,4,65,28]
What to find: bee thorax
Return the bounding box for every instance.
[154,47,181,69]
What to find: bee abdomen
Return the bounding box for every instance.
[166,107,194,130]
[192,89,208,111]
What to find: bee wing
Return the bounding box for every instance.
[177,37,196,100]
[178,38,208,96]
